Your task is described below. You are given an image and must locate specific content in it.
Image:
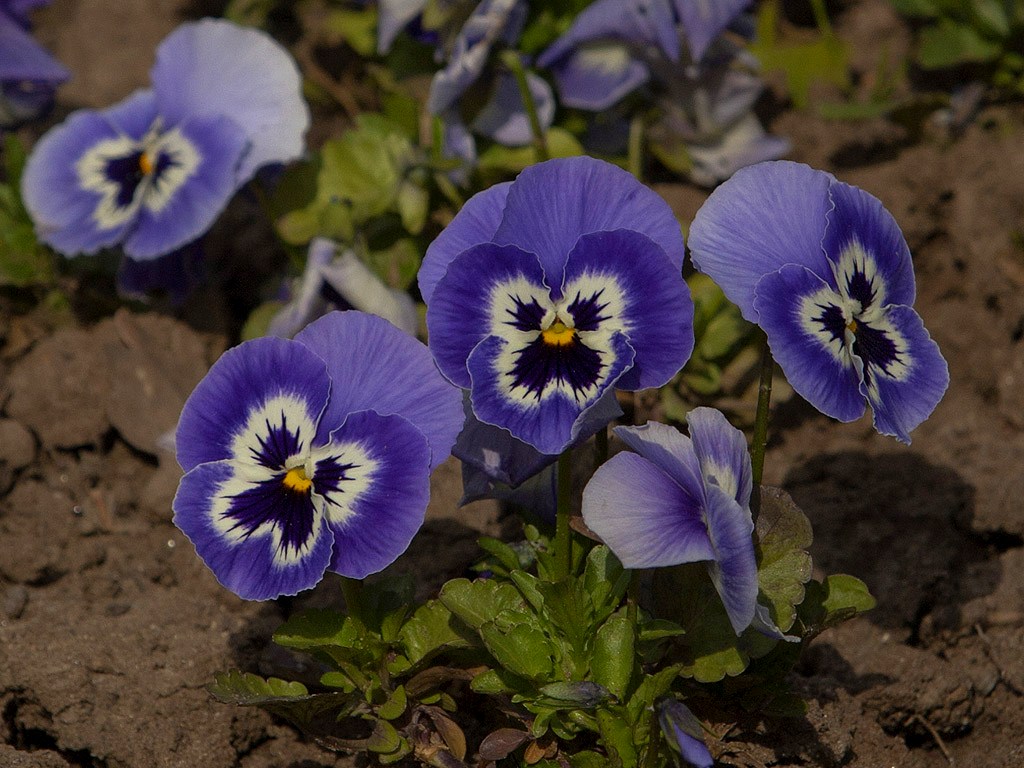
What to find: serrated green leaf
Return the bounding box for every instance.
[208,670,309,703]
[480,621,555,680]
[756,486,814,633]
[400,600,474,667]
[440,578,526,630]
[274,608,356,651]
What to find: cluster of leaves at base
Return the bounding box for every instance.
[892,0,1024,95]
[208,488,874,767]
[0,136,54,287]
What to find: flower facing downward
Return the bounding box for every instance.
[688,161,949,443]
[582,408,758,635]
[21,19,309,260]
[172,311,464,600]
[658,699,714,768]
[421,156,694,456]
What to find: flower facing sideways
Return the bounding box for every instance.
[688,161,948,442]
[21,19,309,260]
[172,311,464,600]
[582,408,757,635]
[420,156,694,456]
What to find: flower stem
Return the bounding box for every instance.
[594,425,609,471]
[340,576,366,630]
[555,449,573,579]
[750,331,774,514]
[628,114,645,181]
[502,50,549,163]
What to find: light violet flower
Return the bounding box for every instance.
[173,311,463,600]
[21,19,309,260]
[688,161,949,443]
[268,238,417,339]
[583,409,758,635]
[658,699,714,768]
[421,156,693,455]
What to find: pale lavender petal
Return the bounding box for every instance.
[658,700,714,768]
[418,181,511,303]
[612,422,704,503]
[493,156,687,278]
[686,114,791,187]
[537,0,680,67]
[471,71,554,147]
[377,0,428,53]
[294,311,463,470]
[151,19,309,181]
[688,160,834,322]
[545,43,651,111]
[703,483,756,634]
[582,451,714,568]
[267,237,337,339]
[0,10,69,82]
[686,406,751,508]
[319,251,417,336]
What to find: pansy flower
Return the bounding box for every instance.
[21,19,309,260]
[582,409,757,634]
[173,311,464,600]
[0,0,69,126]
[688,161,949,442]
[421,156,694,456]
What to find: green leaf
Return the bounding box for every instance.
[477,536,526,573]
[323,8,378,57]
[756,486,814,633]
[480,621,555,680]
[537,578,594,666]
[439,578,526,631]
[476,128,584,173]
[365,237,421,290]
[274,609,356,651]
[208,670,357,727]
[470,667,524,695]
[592,615,635,700]
[749,0,850,109]
[626,665,682,728]
[364,574,416,641]
[822,574,876,615]
[583,546,630,623]
[241,301,285,341]
[366,718,403,754]
[396,179,429,234]
[400,600,474,667]
[918,20,1003,67]
[596,708,637,767]
[378,686,408,720]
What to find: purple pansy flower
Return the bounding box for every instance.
[688,161,949,443]
[658,699,714,768]
[0,0,69,126]
[582,409,757,635]
[421,156,694,456]
[267,238,417,339]
[21,19,309,261]
[173,311,464,600]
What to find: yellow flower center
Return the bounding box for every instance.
[541,319,576,347]
[282,465,313,493]
[847,319,858,333]
[139,152,154,176]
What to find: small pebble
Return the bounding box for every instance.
[3,585,29,619]
[0,419,35,470]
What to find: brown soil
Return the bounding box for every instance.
[2,1,1023,766]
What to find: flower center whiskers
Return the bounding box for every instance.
[282,465,313,494]
[541,319,576,347]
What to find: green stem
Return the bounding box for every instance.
[555,450,573,579]
[639,702,662,768]
[340,576,366,630]
[809,0,834,38]
[502,50,549,162]
[750,331,774,515]
[628,114,645,181]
